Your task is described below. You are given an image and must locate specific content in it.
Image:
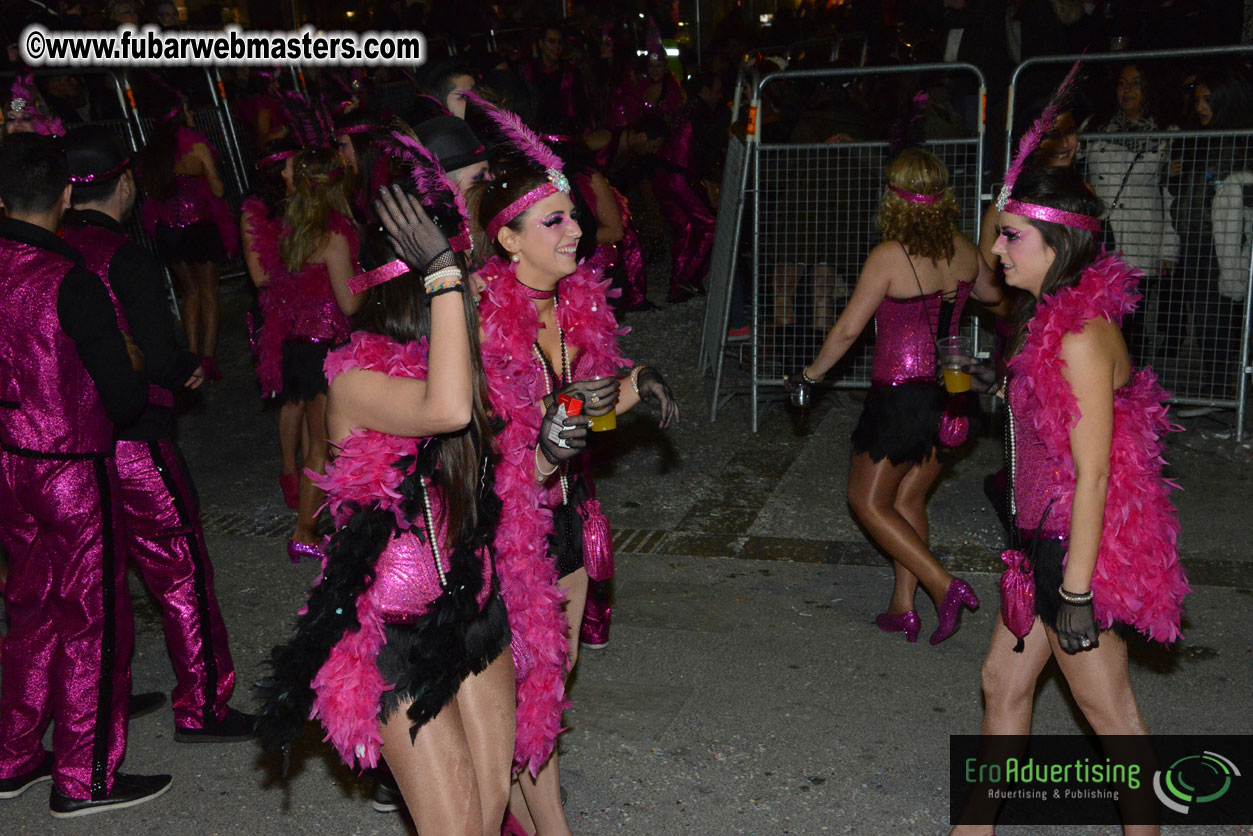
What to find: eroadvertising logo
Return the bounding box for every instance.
[949,734,1251,827]
[1152,750,1241,815]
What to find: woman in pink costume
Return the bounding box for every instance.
[466,94,678,834]
[139,96,238,380]
[241,139,302,508]
[949,164,1189,836]
[652,97,717,302]
[257,186,513,835]
[265,148,364,560]
[790,149,1000,645]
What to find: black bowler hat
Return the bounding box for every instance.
[414,116,488,173]
[65,124,131,185]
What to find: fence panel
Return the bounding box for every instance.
[1008,46,1253,440]
[747,63,986,431]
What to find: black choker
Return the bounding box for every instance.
[514,275,556,300]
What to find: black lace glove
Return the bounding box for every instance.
[636,367,678,428]
[374,184,456,275]
[554,377,619,417]
[1055,599,1100,654]
[538,399,591,465]
[960,362,1001,395]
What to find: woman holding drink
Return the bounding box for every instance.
[788,148,1000,645]
[463,91,678,835]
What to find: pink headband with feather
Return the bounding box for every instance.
[996,57,1098,233]
[459,90,572,242]
[256,148,298,169]
[7,74,65,137]
[886,184,942,205]
[381,129,474,254]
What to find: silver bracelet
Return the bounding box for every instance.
[1057,585,1093,605]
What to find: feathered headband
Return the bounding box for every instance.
[350,130,475,294]
[460,90,570,242]
[7,73,65,137]
[996,58,1099,233]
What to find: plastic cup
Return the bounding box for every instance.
[937,336,973,394]
[588,410,617,432]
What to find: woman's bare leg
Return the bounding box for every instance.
[196,262,221,361]
[170,261,199,354]
[293,394,327,544]
[278,401,305,477]
[949,616,1054,836]
[811,264,837,332]
[1048,629,1158,836]
[381,697,484,835]
[453,650,516,833]
[848,452,951,605]
[558,568,589,673]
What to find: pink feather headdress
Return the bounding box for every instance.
[6,73,64,137]
[995,58,1099,233]
[459,90,570,242]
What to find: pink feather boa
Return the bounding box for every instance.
[242,197,285,398]
[307,331,430,769]
[1008,253,1190,642]
[476,256,630,775]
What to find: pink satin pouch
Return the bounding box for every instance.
[999,548,1036,651]
[579,499,614,582]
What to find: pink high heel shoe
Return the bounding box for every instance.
[875,610,921,643]
[929,578,980,645]
[579,595,611,649]
[201,356,222,382]
[287,539,324,564]
[502,811,530,836]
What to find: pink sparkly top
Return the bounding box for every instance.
[272,211,359,344]
[871,280,972,386]
[1008,378,1068,538]
[139,127,239,258]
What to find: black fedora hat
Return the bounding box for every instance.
[414,116,488,173]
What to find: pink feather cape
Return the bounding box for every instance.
[306,331,431,769]
[475,256,630,775]
[1008,252,1190,642]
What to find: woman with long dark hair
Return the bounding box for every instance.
[950,163,1188,836]
[139,95,237,380]
[465,92,678,834]
[257,186,513,835]
[790,148,1000,644]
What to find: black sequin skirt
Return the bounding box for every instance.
[1020,534,1135,640]
[155,220,226,265]
[281,339,332,403]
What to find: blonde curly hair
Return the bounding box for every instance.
[280,147,354,272]
[877,148,959,263]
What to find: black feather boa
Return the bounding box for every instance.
[254,439,506,766]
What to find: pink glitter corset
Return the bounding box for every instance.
[1008,378,1070,538]
[871,280,973,386]
[283,261,351,344]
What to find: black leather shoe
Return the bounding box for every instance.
[370,770,402,813]
[0,751,52,799]
[49,773,172,818]
[129,691,166,719]
[174,707,260,743]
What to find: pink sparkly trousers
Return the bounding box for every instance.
[653,170,715,298]
[114,439,234,729]
[0,450,132,800]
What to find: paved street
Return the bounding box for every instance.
[2,277,1250,835]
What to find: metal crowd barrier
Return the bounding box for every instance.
[738,62,986,431]
[1008,46,1253,441]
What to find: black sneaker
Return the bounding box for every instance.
[129,691,166,719]
[49,773,172,818]
[371,770,402,813]
[174,707,259,743]
[0,751,52,799]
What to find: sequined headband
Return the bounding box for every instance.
[337,124,374,136]
[485,168,571,242]
[886,184,942,205]
[1002,198,1101,233]
[69,157,131,183]
[347,259,409,294]
[256,148,298,169]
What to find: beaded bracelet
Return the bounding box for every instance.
[423,266,463,293]
[630,365,646,396]
[427,284,464,299]
[1057,586,1093,605]
[534,444,558,479]
[802,368,823,385]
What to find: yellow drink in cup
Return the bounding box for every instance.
[588,410,617,432]
[942,365,972,393]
